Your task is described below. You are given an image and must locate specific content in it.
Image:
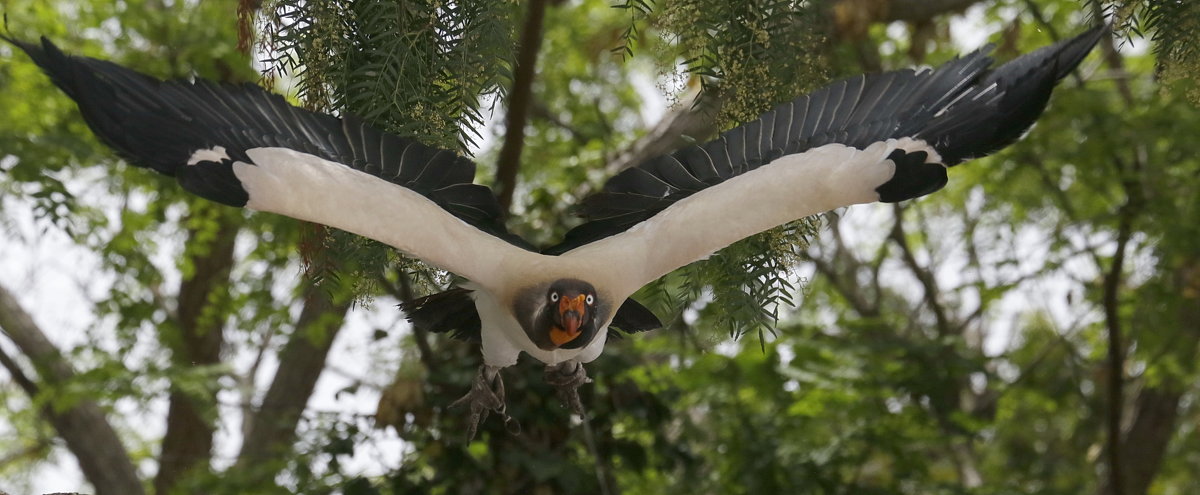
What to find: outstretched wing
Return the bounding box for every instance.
[552,27,1103,297]
[6,36,541,289]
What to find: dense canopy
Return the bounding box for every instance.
[0,1,1196,494]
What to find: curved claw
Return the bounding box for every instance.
[544,360,592,415]
[451,365,514,440]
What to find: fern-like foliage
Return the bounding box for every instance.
[611,0,654,60]
[260,0,518,149]
[257,0,519,298]
[1090,0,1200,101]
[692,220,821,343]
[657,0,826,125]
[631,0,830,340]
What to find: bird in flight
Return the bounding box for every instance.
[4,25,1103,439]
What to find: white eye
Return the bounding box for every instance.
[585,294,594,305]
[550,292,559,302]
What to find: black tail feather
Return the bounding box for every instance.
[399,288,482,341]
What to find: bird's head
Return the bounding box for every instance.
[536,279,599,350]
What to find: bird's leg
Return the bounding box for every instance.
[544,359,592,415]
[451,365,515,440]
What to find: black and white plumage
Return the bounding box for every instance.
[5,26,1103,435]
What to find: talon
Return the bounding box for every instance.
[544,360,591,415]
[452,365,510,440]
[504,415,522,435]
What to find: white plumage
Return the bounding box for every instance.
[235,139,923,368]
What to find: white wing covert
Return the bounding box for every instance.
[549,26,1104,296]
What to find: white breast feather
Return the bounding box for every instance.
[470,283,612,366]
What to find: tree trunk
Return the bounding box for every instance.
[0,283,145,495]
[231,283,351,483]
[494,0,551,213]
[154,210,240,495]
[1098,259,1200,495]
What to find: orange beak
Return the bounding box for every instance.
[550,294,587,346]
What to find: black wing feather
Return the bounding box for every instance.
[544,26,1103,255]
[5,35,529,249]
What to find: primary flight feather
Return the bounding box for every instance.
[4,25,1104,438]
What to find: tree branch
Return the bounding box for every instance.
[889,204,953,336]
[0,341,39,397]
[1095,22,1144,491]
[1111,260,1200,495]
[1115,388,1181,495]
[809,213,881,318]
[1098,265,1200,495]
[231,282,351,483]
[0,282,144,495]
[1101,200,1134,495]
[0,435,51,472]
[154,210,239,495]
[493,0,551,213]
[604,90,722,175]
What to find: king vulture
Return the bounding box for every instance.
[3,25,1103,438]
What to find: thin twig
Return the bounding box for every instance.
[577,402,615,495]
[889,204,952,336]
[1091,12,1141,491]
[1102,155,1143,495]
[1102,204,1132,495]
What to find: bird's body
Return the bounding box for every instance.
[469,280,609,366]
[4,25,1104,437]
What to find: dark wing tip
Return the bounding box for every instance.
[1052,24,1108,80]
[920,25,1104,165]
[0,33,51,53]
[10,35,527,246]
[875,150,947,202]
